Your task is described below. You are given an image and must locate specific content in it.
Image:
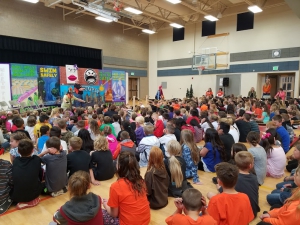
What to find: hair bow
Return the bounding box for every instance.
[262,133,271,140]
[0,116,7,120]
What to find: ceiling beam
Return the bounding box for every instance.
[180,0,208,16]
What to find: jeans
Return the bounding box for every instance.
[267,189,292,206]
[1,141,10,149]
[74,93,84,107]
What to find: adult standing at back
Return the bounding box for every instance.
[74,80,85,107]
[248,87,257,98]
[262,78,271,98]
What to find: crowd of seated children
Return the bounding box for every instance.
[144,146,169,209]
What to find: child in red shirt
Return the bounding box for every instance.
[166,188,216,225]
[207,162,254,225]
[152,113,164,137]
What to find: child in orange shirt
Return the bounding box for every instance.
[258,164,300,225]
[207,162,254,225]
[254,102,263,119]
[165,188,216,225]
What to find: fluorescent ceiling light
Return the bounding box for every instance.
[22,0,39,3]
[170,23,184,28]
[248,5,263,13]
[142,29,155,34]
[204,15,218,21]
[166,0,181,4]
[95,16,113,23]
[124,7,143,15]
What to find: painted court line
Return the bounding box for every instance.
[259,185,274,191]
[0,196,52,217]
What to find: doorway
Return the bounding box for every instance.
[128,78,139,100]
[258,73,295,99]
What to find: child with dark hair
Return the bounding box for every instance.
[102,151,150,225]
[190,119,203,143]
[117,120,136,143]
[165,188,216,225]
[247,131,267,185]
[272,115,290,153]
[113,131,136,160]
[52,171,104,225]
[9,132,33,163]
[159,124,177,158]
[100,116,117,137]
[218,122,235,161]
[11,139,42,209]
[25,116,37,142]
[34,114,52,140]
[207,162,254,224]
[261,128,286,178]
[199,128,226,172]
[36,125,50,154]
[11,117,31,140]
[39,137,68,197]
[235,113,252,142]
[57,119,74,144]
[41,127,68,153]
[112,114,121,136]
[78,129,94,153]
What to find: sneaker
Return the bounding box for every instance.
[16,197,40,210]
[51,189,65,197]
[212,177,218,184]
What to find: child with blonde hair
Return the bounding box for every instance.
[145,146,169,209]
[90,136,114,183]
[135,116,145,145]
[52,171,104,225]
[164,140,192,197]
[180,130,202,185]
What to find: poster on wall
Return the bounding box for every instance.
[99,70,112,103]
[112,70,126,102]
[37,65,60,105]
[65,64,78,84]
[10,64,38,105]
[0,64,11,103]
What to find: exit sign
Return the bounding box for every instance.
[273,66,279,71]
[130,72,135,76]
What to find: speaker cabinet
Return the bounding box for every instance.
[223,77,229,87]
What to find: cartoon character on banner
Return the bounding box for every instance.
[155,85,164,100]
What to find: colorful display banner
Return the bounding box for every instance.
[10,64,38,104]
[112,70,126,102]
[37,65,60,105]
[0,64,11,103]
[99,70,112,102]
[66,64,78,84]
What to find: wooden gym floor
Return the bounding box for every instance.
[1,136,296,225]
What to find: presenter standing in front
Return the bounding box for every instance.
[262,78,271,99]
[74,80,85,107]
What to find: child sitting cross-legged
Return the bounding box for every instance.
[258,164,300,225]
[165,188,216,225]
[207,162,254,225]
[11,139,42,209]
[39,136,68,197]
[52,171,104,225]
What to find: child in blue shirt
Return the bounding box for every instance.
[37,126,50,154]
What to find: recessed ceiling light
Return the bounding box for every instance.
[248,5,263,13]
[142,29,155,34]
[204,15,218,21]
[170,23,184,28]
[166,0,182,4]
[124,7,143,15]
[95,16,113,23]
[22,0,39,3]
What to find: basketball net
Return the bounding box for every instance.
[197,66,205,75]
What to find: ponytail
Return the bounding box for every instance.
[169,156,183,188]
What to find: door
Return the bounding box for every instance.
[128,78,138,100]
[269,77,277,97]
[280,75,294,99]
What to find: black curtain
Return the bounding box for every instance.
[0,35,103,69]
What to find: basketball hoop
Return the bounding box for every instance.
[197,66,205,74]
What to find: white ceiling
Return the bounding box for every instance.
[40,0,289,32]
